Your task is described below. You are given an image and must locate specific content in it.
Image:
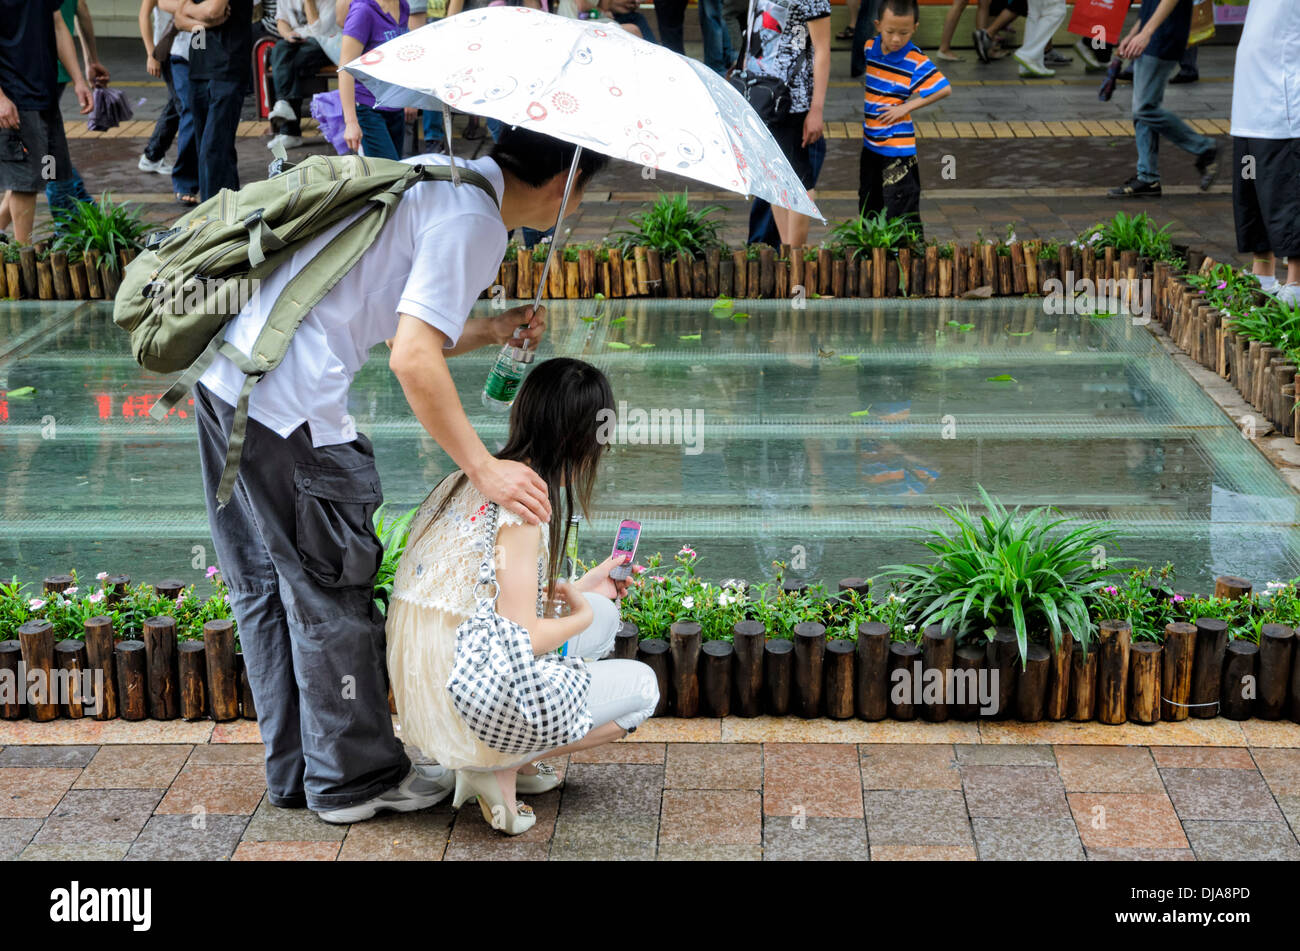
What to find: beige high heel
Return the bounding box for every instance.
[452,770,536,836]
[515,761,562,795]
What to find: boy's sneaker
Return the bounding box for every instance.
[1044,48,1073,67]
[1195,144,1219,190]
[1278,284,1300,307]
[1075,38,1103,70]
[973,28,993,64]
[1108,176,1162,199]
[1014,52,1056,78]
[316,765,456,825]
[269,99,297,123]
[138,153,174,175]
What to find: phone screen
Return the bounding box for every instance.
[612,521,640,563]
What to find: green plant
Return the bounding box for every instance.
[995,243,1011,258]
[51,192,147,264]
[1038,240,1060,262]
[1081,211,1177,262]
[803,248,819,262]
[829,209,919,260]
[612,191,724,259]
[937,242,955,260]
[373,503,418,615]
[0,242,22,264]
[879,487,1125,664]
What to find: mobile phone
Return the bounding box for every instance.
[608,519,640,580]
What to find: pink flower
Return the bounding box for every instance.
[95,571,108,581]
[1172,594,1185,603]
[89,592,104,604]
[678,546,696,557]
[1104,586,1118,596]
[64,586,78,596]
[28,598,45,611]
[632,564,646,575]
[205,565,219,579]
[652,575,666,583]
[1216,281,1227,290]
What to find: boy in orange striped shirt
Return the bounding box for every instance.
[859,0,951,238]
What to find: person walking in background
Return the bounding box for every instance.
[340,0,408,159]
[1012,0,1065,78]
[747,136,825,247]
[849,0,880,77]
[859,0,950,238]
[153,1,198,205]
[47,0,107,223]
[699,0,736,72]
[654,0,687,54]
[1107,0,1217,198]
[267,0,336,152]
[1229,1,1299,304]
[937,0,989,62]
[171,0,253,201]
[138,0,178,178]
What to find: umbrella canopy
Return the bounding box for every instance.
[343,7,823,220]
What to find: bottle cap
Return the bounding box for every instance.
[507,344,535,363]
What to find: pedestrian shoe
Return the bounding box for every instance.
[1044,48,1073,67]
[1278,284,1300,307]
[269,99,297,123]
[1014,53,1055,78]
[266,133,307,152]
[1256,275,1280,294]
[973,28,993,64]
[1194,145,1219,190]
[1107,176,1162,199]
[1074,38,1103,70]
[315,764,456,825]
[1169,70,1199,85]
[452,770,537,836]
[515,761,562,795]
[138,153,174,175]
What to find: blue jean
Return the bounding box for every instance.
[698,0,735,74]
[1133,54,1215,184]
[355,103,404,160]
[420,110,500,151]
[45,84,90,225]
[169,57,200,197]
[616,10,656,43]
[851,0,882,77]
[191,77,245,200]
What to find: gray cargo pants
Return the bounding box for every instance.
[195,382,410,811]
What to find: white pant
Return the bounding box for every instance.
[1017,0,1066,70]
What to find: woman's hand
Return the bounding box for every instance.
[147,55,161,78]
[344,118,362,153]
[553,580,593,626]
[575,554,631,601]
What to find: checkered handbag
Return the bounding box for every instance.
[446,501,593,755]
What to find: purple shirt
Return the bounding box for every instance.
[345,0,409,110]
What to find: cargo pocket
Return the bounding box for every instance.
[293,461,384,588]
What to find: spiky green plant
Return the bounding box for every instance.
[612,191,724,258]
[50,192,147,264]
[829,209,919,260]
[373,503,418,615]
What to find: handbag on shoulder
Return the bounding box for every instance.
[446,501,593,756]
[727,0,808,125]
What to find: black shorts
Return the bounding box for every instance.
[1233,136,1300,258]
[0,106,74,194]
[768,110,818,191]
[989,0,1028,17]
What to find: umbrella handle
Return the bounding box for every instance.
[522,146,583,351]
[440,103,463,187]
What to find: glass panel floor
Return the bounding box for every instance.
[2,298,1298,592]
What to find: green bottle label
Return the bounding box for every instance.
[484,352,524,402]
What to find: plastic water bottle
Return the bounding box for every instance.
[481,342,534,412]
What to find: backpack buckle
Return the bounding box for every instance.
[243,209,265,229]
[142,280,167,299]
[145,227,181,250]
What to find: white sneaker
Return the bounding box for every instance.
[1278,283,1300,307]
[1014,52,1056,78]
[267,133,306,152]
[269,99,297,123]
[1257,275,1280,294]
[1074,38,1102,70]
[316,764,456,824]
[138,153,175,175]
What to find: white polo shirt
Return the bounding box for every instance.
[1229,1,1300,139]
[199,154,507,446]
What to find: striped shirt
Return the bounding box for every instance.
[862,36,949,156]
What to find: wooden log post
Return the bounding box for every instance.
[1160,622,1196,721]
[50,251,73,300]
[83,250,102,298]
[662,254,680,297]
[177,642,207,721]
[1221,640,1258,720]
[998,255,1013,296]
[1046,632,1073,720]
[0,641,23,718]
[953,645,984,719]
[18,245,37,297]
[43,574,74,595]
[100,260,122,298]
[872,247,887,298]
[938,255,952,298]
[142,616,179,720]
[1096,619,1131,724]
[1214,575,1252,600]
[985,627,1020,719]
[815,248,831,296]
[953,246,967,296]
[823,639,854,719]
[115,640,148,721]
[706,248,720,298]
[1257,623,1295,720]
[607,248,623,298]
[888,641,921,720]
[732,249,749,297]
[105,574,131,606]
[701,641,732,718]
[748,258,761,299]
[719,256,734,298]
[577,248,596,298]
[154,579,185,601]
[81,616,117,720]
[637,638,670,717]
[792,622,825,718]
[759,246,776,298]
[732,619,765,718]
[764,638,794,715]
[633,246,651,296]
[203,619,240,722]
[856,621,890,721]
[623,256,639,299]
[921,624,954,722]
[55,640,88,718]
[4,261,21,299]
[885,258,899,296]
[1015,644,1050,722]
[238,653,257,720]
[981,243,998,294]
[1070,642,1098,721]
[1128,641,1162,724]
[18,621,57,721]
[669,621,702,718]
[693,258,708,301]
[857,253,872,297]
[1010,242,1028,294]
[1189,618,1228,718]
[613,621,639,660]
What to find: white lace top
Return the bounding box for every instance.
[386,474,549,770]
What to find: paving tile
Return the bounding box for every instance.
[859,744,960,790]
[659,843,762,860]
[1149,746,1255,769]
[1238,720,1300,748]
[1277,795,1300,841]
[978,719,1246,746]
[232,840,341,861]
[972,818,1085,861]
[1183,821,1300,861]
[723,717,978,743]
[763,743,863,817]
[1160,768,1283,822]
[75,745,192,789]
[1085,847,1196,861]
[126,815,249,860]
[1053,745,1162,793]
[665,743,761,789]
[0,818,44,860]
[337,810,453,861]
[186,743,266,766]
[241,796,348,842]
[659,789,761,846]
[548,813,658,861]
[1250,749,1300,797]
[0,767,82,818]
[93,721,214,744]
[1067,793,1189,850]
[954,744,1055,766]
[961,765,1071,818]
[443,793,557,861]
[863,789,973,846]
[210,721,264,744]
[21,842,131,860]
[623,717,722,743]
[155,764,266,816]
[870,844,978,860]
[570,742,665,765]
[0,745,98,768]
[34,788,163,844]
[763,816,868,861]
[556,763,663,818]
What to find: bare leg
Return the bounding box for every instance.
[939,0,970,55]
[0,193,11,233]
[1253,252,1276,280]
[786,209,810,248]
[7,191,35,245]
[519,721,629,769]
[1288,257,1300,285]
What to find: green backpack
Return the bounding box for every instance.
[113,153,498,507]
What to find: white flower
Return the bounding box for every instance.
[64,586,78,595]
[95,571,108,581]
[904,624,916,634]
[886,592,904,603]
[681,596,695,609]
[28,598,45,611]
[89,592,104,604]
[718,593,735,607]
[1266,581,1285,589]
